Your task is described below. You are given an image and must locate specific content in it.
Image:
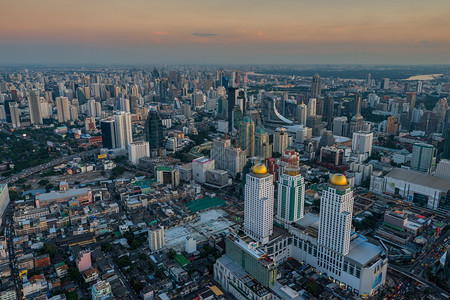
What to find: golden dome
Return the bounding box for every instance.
[330,174,348,186]
[252,164,268,174]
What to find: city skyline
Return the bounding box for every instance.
[1,0,450,65]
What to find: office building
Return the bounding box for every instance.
[128,141,150,165]
[56,97,71,123]
[114,112,133,149]
[296,126,312,143]
[386,116,399,135]
[156,166,180,188]
[311,73,322,98]
[276,165,305,225]
[411,143,436,173]
[181,103,191,118]
[244,164,274,244]
[352,131,373,157]
[319,130,335,148]
[320,146,344,166]
[255,126,272,158]
[349,95,365,136]
[224,146,246,178]
[306,115,322,136]
[100,119,116,149]
[381,78,390,90]
[296,102,307,125]
[9,102,20,128]
[273,127,288,154]
[306,98,316,117]
[332,116,348,137]
[28,90,43,125]
[159,78,169,103]
[0,184,10,226]
[145,109,164,157]
[406,92,416,112]
[435,159,450,179]
[210,137,231,170]
[238,116,255,157]
[148,226,165,251]
[192,157,215,184]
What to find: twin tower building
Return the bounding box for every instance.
[217,162,388,298]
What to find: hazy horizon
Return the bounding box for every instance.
[1,0,449,65]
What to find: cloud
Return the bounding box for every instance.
[192,33,218,37]
[419,40,429,44]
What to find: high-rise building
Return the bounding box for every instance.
[296,126,312,143]
[56,96,71,123]
[406,92,417,112]
[411,143,436,173]
[273,127,288,154]
[128,141,150,165]
[159,78,169,103]
[244,164,274,244]
[311,73,322,98]
[381,78,390,90]
[210,137,231,170]
[434,159,450,179]
[352,131,373,157]
[181,103,191,118]
[319,130,335,148]
[148,226,165,251]
[318,174,353,274]
[417,81,423,93]
[145,109,164,157]
[238,116,255,157]
[296,102,307,125]
[100,119,116,149]
[9,102,20,128]
[114,112,133,149]
[386,116,399,135]
[307,98,317,117]
[0,184,10,226]
[276,164,305,225]
[225,146,246,178]
[306,115,322,136]
[255,126,272,159]
[332,116,348,137]
[28,90,43,125]
[349,95,365,136]
[323,94,334,126]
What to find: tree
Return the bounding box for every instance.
[42,243,60,258]
[111,166,126,178]
[168,248,176,259]
[68,267,81,281]
[38,179,49,186]
[45,183,54,192]
[305,280,319,297]
[101,243,113,252]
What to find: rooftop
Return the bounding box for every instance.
[346,236,383,266]
[386,168,450,191]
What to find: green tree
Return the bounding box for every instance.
[168,248,176,259]
[38,179,49,186]
[68,267,81,281]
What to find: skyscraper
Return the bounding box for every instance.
[159,78,169,103]
[273,127,288,154]
[145,108,164,157]
[56,96,71,123]
[9,102,20,128]
[238,116,255,157]
[114,112,133,150]
[311,73,322,98]
[406,92,417,114]
[100,119,116,149]
[244,164,274,244]
[255,126,272,158]
[349,95,365,136]
[318,174,353,274]
[296,102,307,125]
[381,78,390,90]
[352,131,373,157]
[276,163,305,225]
[307,98,317,117]
[386,116,399,135]
[411,143,436,173]
[28,90,42,125]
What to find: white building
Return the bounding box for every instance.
[91,280,112,300]
[295,126,311,143]
[307,98,316,117]
[192,157,215,184]
[185,237,197,254]
[352,131,373,159]
[128,141,150,165]
[114,111,133,150]
[435,159,450,179]
[276,169,305,225]
[273,127,289,154]
[148,226,165,251]
[244,165,274,245]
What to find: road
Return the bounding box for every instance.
[0,149,100,185]
[5,202,23,299]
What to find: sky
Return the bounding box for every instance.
[1,0,449,65]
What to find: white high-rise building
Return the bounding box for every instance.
[411,143,436,173]
[276,168,305,225]
[114,112,133,149]
[9,102,20,128]
[297,103,307,125]
[435,159,450,179]
[352,131,373,157]
[273,127,289,154]
[307,98,317,117]
[244,164,274,244]
[148,226,165,251]
[211,137,231,170]
[318,174,353,276]
[128,141,150,165]
[28,90,43,125]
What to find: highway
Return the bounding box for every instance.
[0,149,100,185]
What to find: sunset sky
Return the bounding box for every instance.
[1,0,450,64]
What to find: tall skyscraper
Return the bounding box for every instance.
[318,174,353,274]
[56,96,71,123]
[311,73,322,98]
[100,119,116,149]
[128,141,150,165]
[114,112,133,149]
[9,102,20,128]
[210,137,232,170]
[28,90,43,125]
[159,78,169,103]
[145,109,164,157]
[406,92,417,113]
[296,102,307,125]
[244,164,274,244]
[352,131,373,157]
[276,163,305,225]
[386,116,399,135]
[255,126,272,158]
[307,98,317,117]
[381,78,390,90]
[332,117,348,137]
[349,95,365,136]
[411,143,436,173]
[238,116,255,157]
